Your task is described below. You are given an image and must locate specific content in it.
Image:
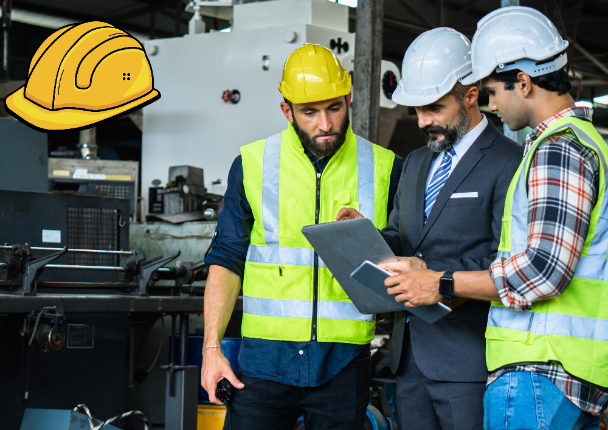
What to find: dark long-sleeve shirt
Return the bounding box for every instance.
[205,146,403,387]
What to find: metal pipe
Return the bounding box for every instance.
[352,0,384,144]
[170,314,176,365]
[1,0,11,82]
[129,322,135,387]
[0,263,172,272]
[569,38,608,78]
[44,265,172,272]
[179,313,189,367]
[0,245,133,255]
[44,264,126,271]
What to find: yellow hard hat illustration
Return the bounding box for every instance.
[5,21,160,132]
[279,43,351,104]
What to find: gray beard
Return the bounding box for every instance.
[423,104,470,153]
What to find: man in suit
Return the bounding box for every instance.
[339,28,522,429]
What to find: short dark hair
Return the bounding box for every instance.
[489,67,571,96]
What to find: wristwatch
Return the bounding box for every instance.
[439,271,455,300]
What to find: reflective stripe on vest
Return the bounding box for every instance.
[488,306,608,342]
[487,117,608,387]
[261,132,282,246]
[246,245,328,268]
[243,296,374,322]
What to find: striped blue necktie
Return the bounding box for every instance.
[424,148,456,223]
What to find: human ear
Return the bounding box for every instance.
[465,86,479,106]
[280,102,294,122]
[517,72,532,98]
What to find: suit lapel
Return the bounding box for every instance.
[414,121,499,249]
[412,150,436,244]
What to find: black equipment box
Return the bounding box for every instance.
[0,190,130,283]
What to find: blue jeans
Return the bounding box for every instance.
[483,372,600,430]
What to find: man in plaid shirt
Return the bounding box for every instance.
[379,6,608,429]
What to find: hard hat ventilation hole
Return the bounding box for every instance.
[123,72,130,81]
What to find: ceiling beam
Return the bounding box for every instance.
[350,9,431,35]
[448,0,481,27]
[109,0,173,22]
[393,0,436,28]
[12,0,173,37]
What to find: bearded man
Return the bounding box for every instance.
[338,28,523,430]
[383,30,524,430]
[201,43,403,429]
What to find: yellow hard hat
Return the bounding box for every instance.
[279,43,351,104]
[5,21,160,132]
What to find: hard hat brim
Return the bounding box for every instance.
[281,85,351,105]
[391,87,453,107]
[5,86,160,133]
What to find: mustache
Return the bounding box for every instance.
[312,131,339,139]
[422,124,449,136]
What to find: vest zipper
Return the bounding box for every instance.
[312,171,321,341]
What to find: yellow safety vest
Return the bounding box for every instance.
[487,116,608,388]
[240,122,395,344]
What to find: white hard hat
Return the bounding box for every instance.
[392,27,472,107]
[461,6,569,85]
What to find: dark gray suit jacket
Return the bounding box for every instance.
[382,120,523,382]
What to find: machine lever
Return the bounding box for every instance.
[137,251,181,296]
[19,247,68,296]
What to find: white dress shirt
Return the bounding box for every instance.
[425,114,488,190]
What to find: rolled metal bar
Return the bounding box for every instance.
[0,263,172,272]
[180,313,189,367]
[0,245,133,255]
[45,264,126,271]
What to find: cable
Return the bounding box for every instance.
[28,307,55,346]
[73,404,149,430]
[146,317,165,373]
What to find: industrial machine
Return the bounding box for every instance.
[146,165,224,222]
[0,189,217,430]
[48,158,140,220]
[141,0,400,214]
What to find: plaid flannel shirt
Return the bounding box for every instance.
[488,107,608,416]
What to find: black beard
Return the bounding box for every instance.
[421,104,470,153]
[293,108,350,158]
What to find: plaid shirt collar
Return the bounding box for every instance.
[525,106,594,147]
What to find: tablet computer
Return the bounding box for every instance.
[301,218,451,323]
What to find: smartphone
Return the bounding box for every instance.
[350,260,394,297]
[350,260,451,324]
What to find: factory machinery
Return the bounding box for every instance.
[0,0,402,426]
[0,189,223,430]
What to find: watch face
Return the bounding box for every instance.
[439,273,454,300]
